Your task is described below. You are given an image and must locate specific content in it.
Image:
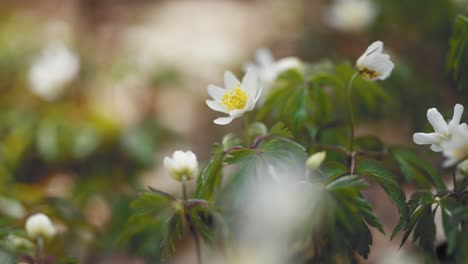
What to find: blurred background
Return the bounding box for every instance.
[0,0,466,263]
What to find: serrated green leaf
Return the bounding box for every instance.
[194,144,224,200]
[392,148,445,191]
[355,160,408,222]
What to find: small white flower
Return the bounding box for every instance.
[163,150,199,181]
[306,151,327,170]
[441,124,468,167]
[244,48,302,103]
[356,41,394,81]
[25,213,56,240]
[325,0,378,33]
[206,70,262,125]
[28,42,80,101]
[413,104,465,152]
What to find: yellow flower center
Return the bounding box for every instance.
[359,67,380,79]
[221,86,248,110]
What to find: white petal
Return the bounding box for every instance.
[377,60,395,80]
[448,104,464,127]
[206,100,228,113]
[256,48,275,67]
[413,132,444,145]
[242,69,258,92]
[224,71,240,90]
[364,41,383,56]
[208,85,225,101]
[427,108,449,136]
[214,116,235,125]
[229,109,246,118]
[430,144,443,152]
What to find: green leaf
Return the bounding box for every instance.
[392,148,445,190]
[447,15,468,104]
[355,160,409,222]
[269,122,292,138]
[194,144,224,200]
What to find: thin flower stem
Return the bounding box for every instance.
[347,72,359,152]
[452,168,457,191]
[244,114,251,145]
[36,237,44,263]
[182,179,202,264]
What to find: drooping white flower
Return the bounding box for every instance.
[206,70,262,125]
[244,48,303,102]
[306,151,327,170]
[325,0,378,33]
[356,41,394,81]
[163,150,199,181]
[25,213,56,240]
[413,104,465,152]
[28,42,80,101]
[441,124,468,167]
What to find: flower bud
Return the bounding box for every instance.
[163,150,199,182]
[25,213,56,240]
[306,151,326,170]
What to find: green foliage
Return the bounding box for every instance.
[448,15,468,103]
[323,175,382,259]
[355,160,409,222]
[194,144,224,200]
[392,148,446,190]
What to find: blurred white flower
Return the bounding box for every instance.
[25,213,56,240]
[325,0,378,32]
[413,104,465,152]
[244,48,303,102]
[458,159,468,173]
[356,41,394,81]
[206,70,262,125]
[306,151,326,170]
[378,248,422,264]
[442,124,468,167]
[164,150,199,181]
[28,42,80,101]
[0,197,25,219]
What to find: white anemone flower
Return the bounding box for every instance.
[325,0,378,33]
[244,48,303,99]
[441,124,468,167]
[356,41,394,81]
[28,42,80,101]
[413,104,465,152]
[25,213,56,240]
[163,150,199,181]
[206,70,262,125]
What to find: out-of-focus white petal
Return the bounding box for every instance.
[224,71,240,90]
[449,104,464,128]
[208,85,225,101]
[206,100,228,113]
[256,48,275,67]
[214,116,235,125]
[413,132,443,145]
[427,108,449,136]
[242,69,258,92]
[364,40,383,56]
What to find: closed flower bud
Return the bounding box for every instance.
[306,151,326,170]
[25,213,56,240]
[163,150,199,181]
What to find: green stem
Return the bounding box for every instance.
[347,72,359,152]
[182,179,202,264]
[452,168,457,191]
[36,236,44,263]
[244,114,251,145]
